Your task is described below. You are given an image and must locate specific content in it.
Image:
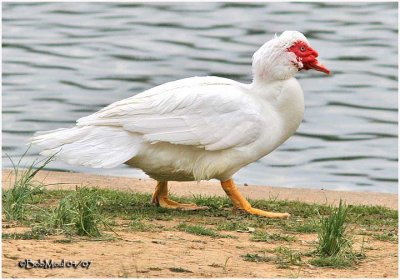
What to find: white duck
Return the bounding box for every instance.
[31,31,330,219]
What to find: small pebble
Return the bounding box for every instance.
[236,227,255,233]
[152,240,166,245]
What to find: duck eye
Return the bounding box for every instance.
[300,46,306,52]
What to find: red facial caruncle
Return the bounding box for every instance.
[288,41,330,75]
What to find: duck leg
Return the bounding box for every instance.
[221,178,290,219]
[151,181,208,210]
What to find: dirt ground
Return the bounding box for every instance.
[2,223,398,278]
[2,170,398,278]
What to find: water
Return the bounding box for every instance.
[3,2,398,193]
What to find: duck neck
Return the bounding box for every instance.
[251,43,299,84]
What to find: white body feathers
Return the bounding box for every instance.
[31,31,307,182]
[31,76,304,181]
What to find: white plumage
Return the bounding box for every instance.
[31,30,329,186]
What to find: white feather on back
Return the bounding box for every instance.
[77,76,264,151]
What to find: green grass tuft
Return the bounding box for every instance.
[311,200,367,268]
[129,219,161,232]
[191,195,231,210]
[241,253,273,263]
[284,220,318,233]
[216,220,252,231]
[275,246,302,268]
[177,223,220,237]
[50,195,75,230]
[251,231,296,242]
[310,256,353,268]
[2,150,52,221]
[373,232,398,242]
[316,200,350,257]
[73,187,105,237]
[242,247,302,268]
[2,232,42,240]
[39,187,109,237]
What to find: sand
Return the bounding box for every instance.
[2,225,397,278]
[2,169,398,278]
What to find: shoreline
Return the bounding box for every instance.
[2,169,397,210]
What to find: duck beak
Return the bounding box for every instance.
[308,59,331,75]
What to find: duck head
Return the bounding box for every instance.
[252,31,330,82]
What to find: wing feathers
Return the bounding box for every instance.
[76,77,263,151]
[32,76,264,170]
[31,126,141,168]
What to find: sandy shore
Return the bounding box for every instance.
[2,169,397,209]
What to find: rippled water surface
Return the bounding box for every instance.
[3,2,398,193]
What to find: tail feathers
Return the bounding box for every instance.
[30,126,141,168]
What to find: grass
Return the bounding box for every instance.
[316,200,350,257]
[49,195,75,230]
[310,256,354,268]
[34,187,108,237]
[3,177,397,242]
[284,220,318,233]
[311,200,366,268]
[4,168,108,237]
[2,155,398,274]
[216,221,252,231]
[177,223,235,238]
[3,230,47,240]
[129,219,161,232]
[251,231,296,242]
[74,187,106,236]
[14,185,396,229]
[241,253,273,263]
[2,150,53,221]
[275,246,302,268]
[176,223,220,237]
[242,247,302,268]
[373,232,398,242]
